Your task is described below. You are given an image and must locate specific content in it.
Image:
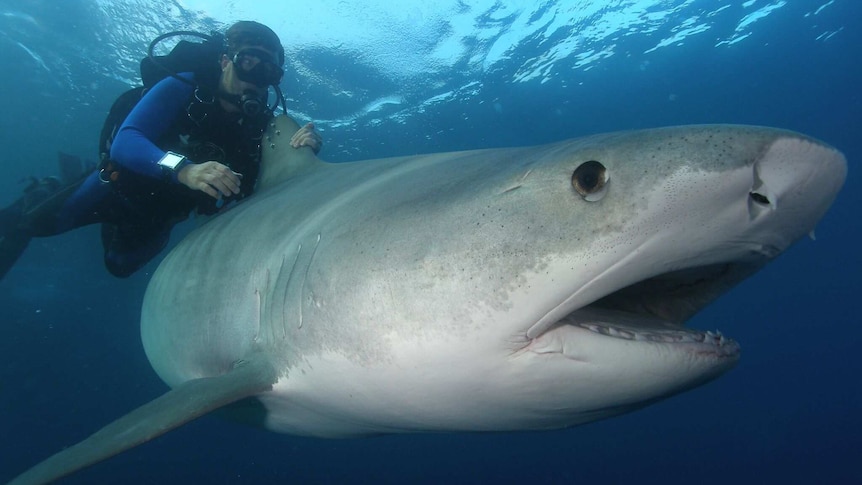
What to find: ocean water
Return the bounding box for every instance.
[0,0,859,483]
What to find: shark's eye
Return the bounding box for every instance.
[572,160,610,201]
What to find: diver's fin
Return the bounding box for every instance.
[58,152,85,184]
[8,356,278,485]
[0,154,95,279]
[57,152,96,185]
[0,182,40,279]
[0,232,33,279]
[0,178,67,280]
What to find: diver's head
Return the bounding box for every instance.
[219,21,284,115]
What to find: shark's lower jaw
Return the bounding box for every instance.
[575,318,732,347]
[561,310,740,357]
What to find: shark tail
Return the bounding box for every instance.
[8,357,278,485]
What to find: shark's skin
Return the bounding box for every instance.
[8,116,846,483]
[144,117,845,435]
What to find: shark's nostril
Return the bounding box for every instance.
[750,192,770,205]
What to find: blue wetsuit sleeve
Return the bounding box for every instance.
[109,73,195,182]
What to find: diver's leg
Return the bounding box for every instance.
[0,193,36,278]
[101,222,172,278]
[51,172,114,233]
[0,158,107,279]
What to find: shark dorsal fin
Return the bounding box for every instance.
[256,114,326,193]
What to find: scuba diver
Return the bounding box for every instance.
[0,21,321,279]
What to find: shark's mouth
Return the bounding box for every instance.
[552,262,763,354]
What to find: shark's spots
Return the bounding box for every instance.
[572,160,610,201]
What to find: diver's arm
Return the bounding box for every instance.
[110,74,241,199]
[109,73,195,181]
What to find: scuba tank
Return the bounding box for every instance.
[141,31,225,90]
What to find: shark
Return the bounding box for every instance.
[8,116,846,484]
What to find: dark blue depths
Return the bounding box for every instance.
[0,1,859,484]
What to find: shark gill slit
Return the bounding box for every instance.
[253,289,261,342]
[272,255,291,340]
[299,234,323,329]
[279,245,303,338]
[254,268,271,343]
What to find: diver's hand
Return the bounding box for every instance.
[291,122,323,154]
[177,161,242,200]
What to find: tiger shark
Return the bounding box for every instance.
[8,116,846,484]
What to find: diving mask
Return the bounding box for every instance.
[232,47,283,88]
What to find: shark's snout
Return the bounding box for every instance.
[748,135,847,248]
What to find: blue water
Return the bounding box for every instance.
[1,0,859,483]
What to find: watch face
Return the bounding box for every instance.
[158,152,185,170]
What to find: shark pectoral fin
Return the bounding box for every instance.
[9,357,278,485]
